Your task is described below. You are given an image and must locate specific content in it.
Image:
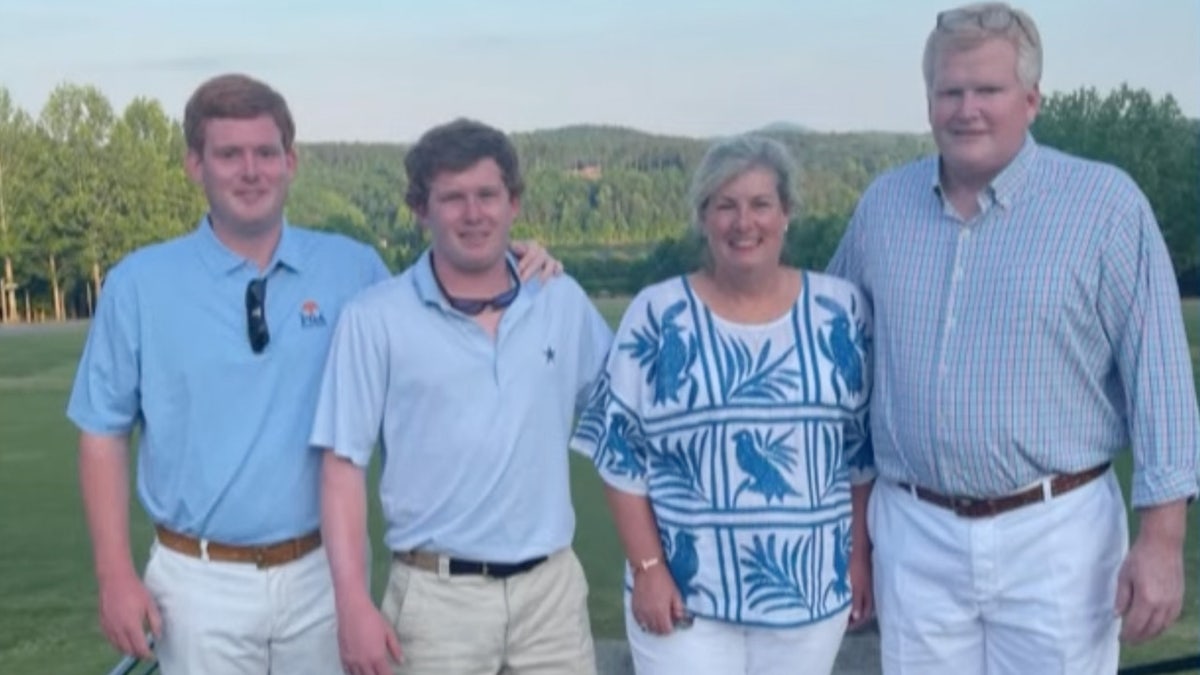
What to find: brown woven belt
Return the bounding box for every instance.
[154,525,321,569]
[898,462,1111,518]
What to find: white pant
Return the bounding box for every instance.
[143,541,340,674]
[624,596,848,675]
[871,472,1126,675]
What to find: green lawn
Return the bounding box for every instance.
[1,299,1197,672]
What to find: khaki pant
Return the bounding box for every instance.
[382,547,596,675]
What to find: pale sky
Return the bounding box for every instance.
[1,0,1196,142]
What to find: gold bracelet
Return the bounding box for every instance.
[632,557,660,576]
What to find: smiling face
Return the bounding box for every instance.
[928,36,1039,191]
[700,165,789,279]
[416,158,519,276]
[185,114,296,238]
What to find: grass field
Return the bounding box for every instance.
[0,298,1197,672]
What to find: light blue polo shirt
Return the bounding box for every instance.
[310,249,613,562]
[67,218,390,545]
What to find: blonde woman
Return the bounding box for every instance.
[573,135,874,674]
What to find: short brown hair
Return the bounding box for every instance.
[183,73,295,154]
[404,118,524,212]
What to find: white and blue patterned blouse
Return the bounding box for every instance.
[572,271,874,628]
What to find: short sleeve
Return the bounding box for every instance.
[66,261,142,436]
[570,292,655,496]
[843,283,876,486]
[573,296,615,413]
[309,296,389,467]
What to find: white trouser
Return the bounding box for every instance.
[871,472,1126,675]
[625,595,849,675]
[143,541,340,674]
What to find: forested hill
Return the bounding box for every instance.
[0,84,1195,321]
[290,126,935,263]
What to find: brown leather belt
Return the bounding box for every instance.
[154,525,321,569]
[394,550,548,579]
[898,462,1111,518]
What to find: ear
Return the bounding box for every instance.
[411,204,429,227]
[509,195,522,219]
[184,149,203,184]
[1025,83,1041,124]
[284,147,298,177]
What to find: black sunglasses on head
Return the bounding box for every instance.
[245,278,270,354]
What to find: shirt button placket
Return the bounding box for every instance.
[937,226,972,439]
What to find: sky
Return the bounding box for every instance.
[0,0,1196,142]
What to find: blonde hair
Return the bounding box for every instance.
[687,134,799,234]
[923,2,1042,90]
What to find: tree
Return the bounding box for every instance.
[109,98,202,255]
[0,88,38,322]
[1033,85,1200,293]
[36,84,118,318]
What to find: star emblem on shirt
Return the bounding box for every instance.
[544,346,556,363]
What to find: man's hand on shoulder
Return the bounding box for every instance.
[511,240,563,283]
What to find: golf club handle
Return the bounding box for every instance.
[103,634,156,675]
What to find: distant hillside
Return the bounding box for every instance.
[757,121,812,134]
[289,125,935,267]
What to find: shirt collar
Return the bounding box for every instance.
[988,133,1038,209]
[193,215,305,277]
[930,133,1039,212]
[412,248,522,312]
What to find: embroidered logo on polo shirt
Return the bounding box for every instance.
[544,346,556,363]
[300,300,327,328]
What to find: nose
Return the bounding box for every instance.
[239,152,261,180]
[731,204,752,229]
[957,90,983,118]
[463,195,484,222]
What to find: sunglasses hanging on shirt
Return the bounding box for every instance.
[245,277,270,354]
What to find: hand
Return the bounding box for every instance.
[510,240,563,282]
[847,541,874,631]
[337,598,403,675]
[630,564,687,636]
[97,572,161,659]
[1115,524,1185,643]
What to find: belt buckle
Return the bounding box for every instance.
[437,555,451,579]
[254,547,268,569]
[953,497,977,517]
[481,562,491,577]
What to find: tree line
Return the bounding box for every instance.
[0,83,1195,322]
